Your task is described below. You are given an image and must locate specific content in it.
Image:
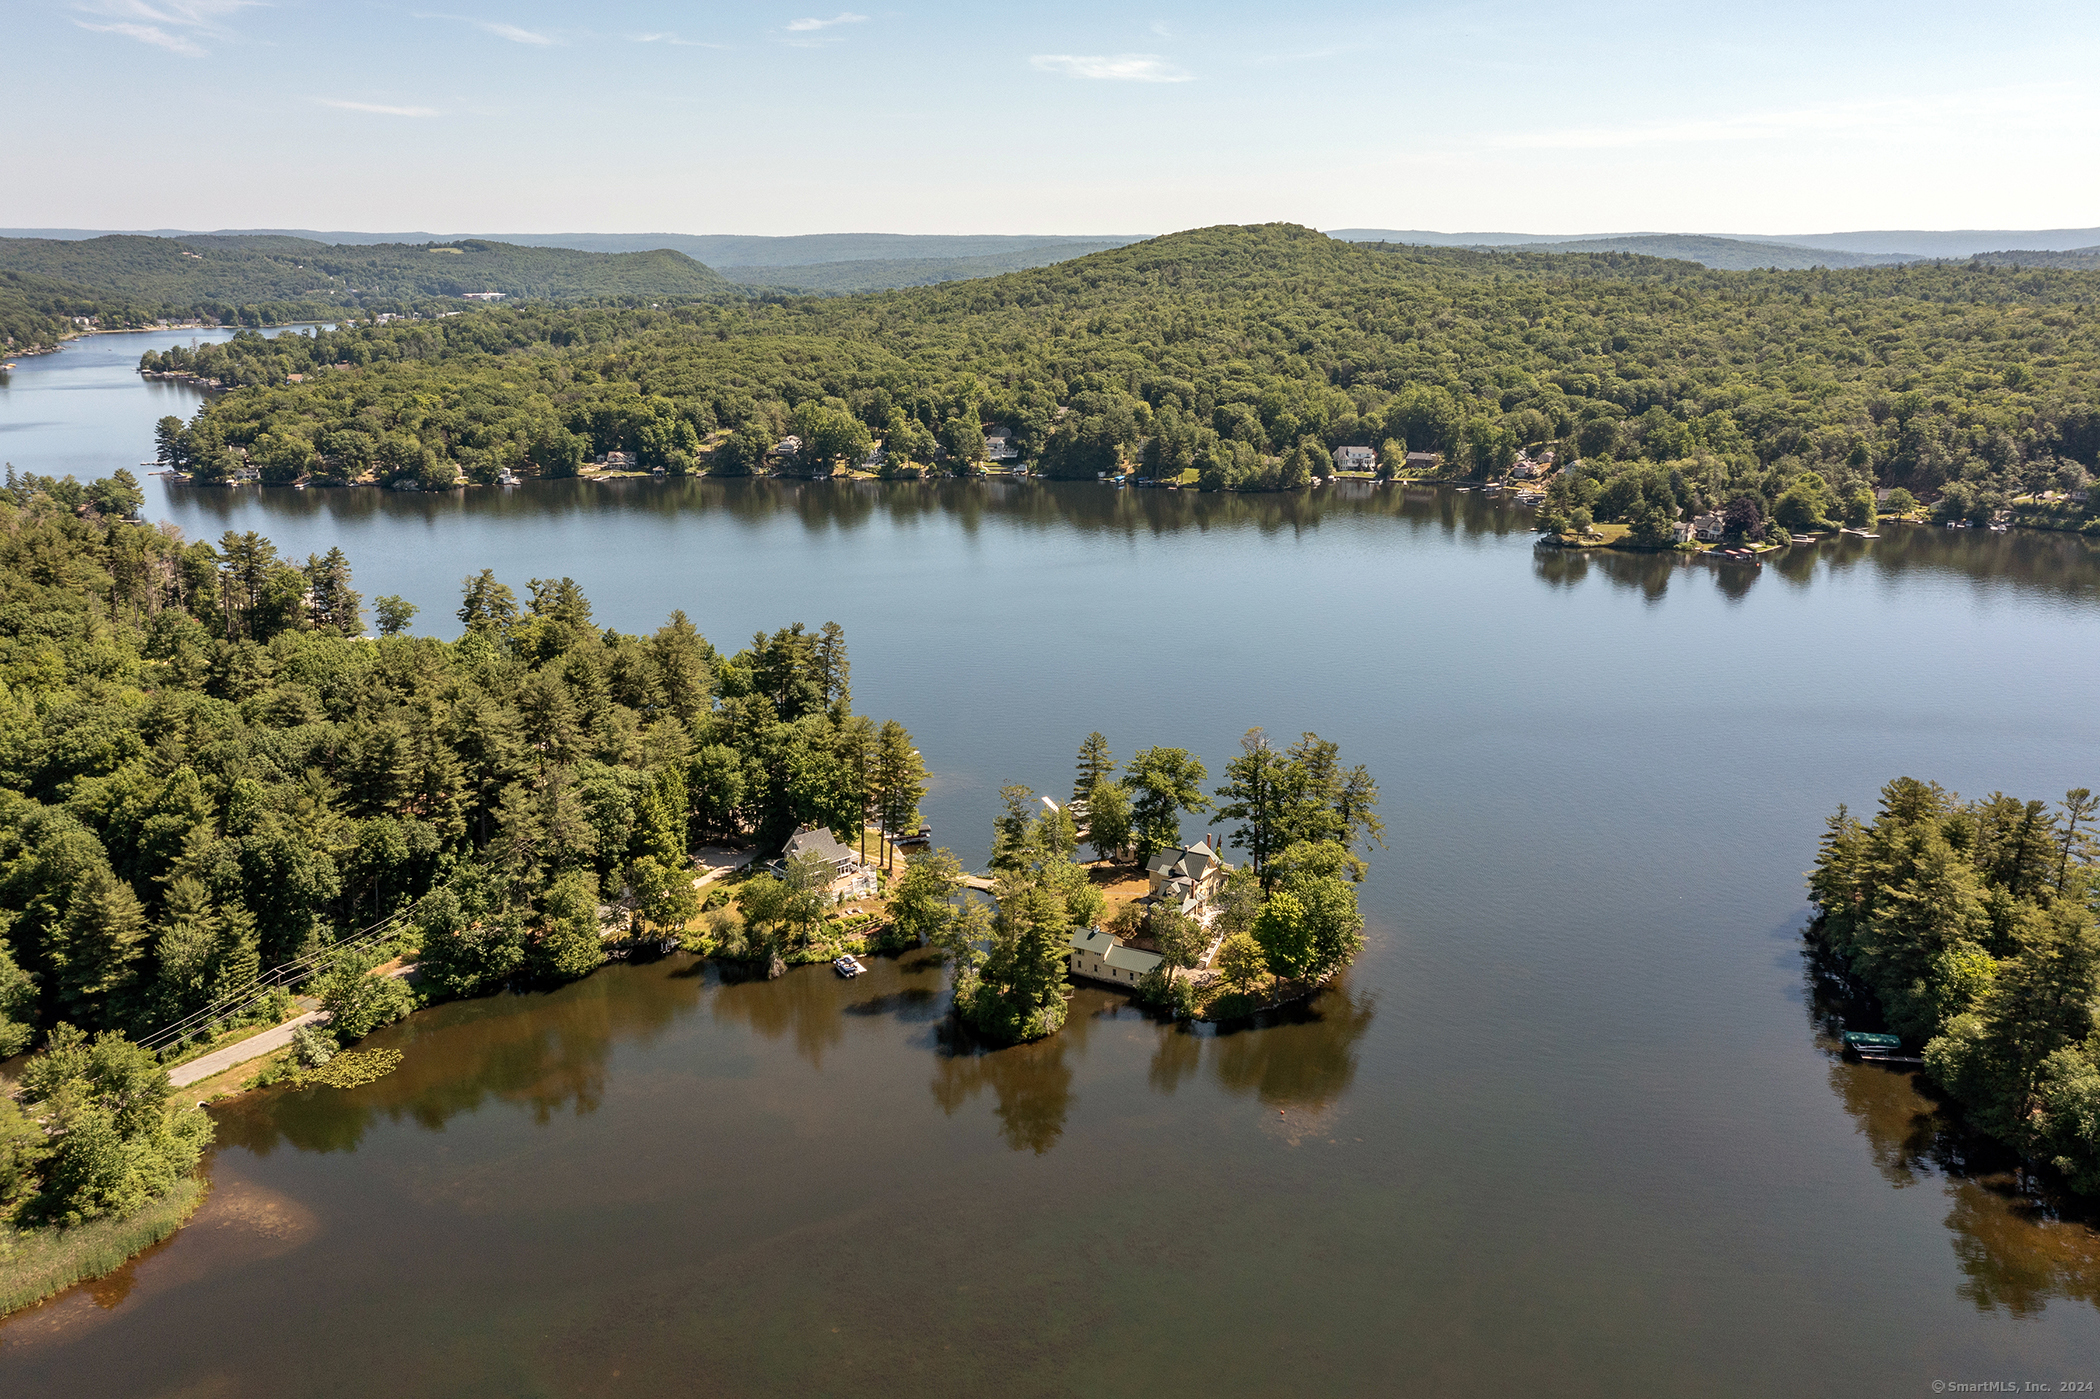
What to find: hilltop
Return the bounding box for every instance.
[150,222,2100,513]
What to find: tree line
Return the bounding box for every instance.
[1809,777,2100,1194]
[133,224,2100,506]
[0,467,922,1068]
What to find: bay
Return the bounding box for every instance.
[2,330,2099,1394]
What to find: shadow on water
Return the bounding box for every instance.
[1800,933,2100,1316]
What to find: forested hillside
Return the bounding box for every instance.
[719,241,1127,293]
[0,234,733,305]
[0,235,737,352]
[147,224,2100,516]
[0,466,913,1061]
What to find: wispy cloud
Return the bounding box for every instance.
[70,0,259,57]
[1030,53,1193,83]
[319,98,441,117]
[630,30,722,47]
[786,12,865,31]
[413,12,557,45]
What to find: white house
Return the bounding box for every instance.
[1671,520,1699,545]
[983,424,1021,462]
[1068,925,1162,987]
[1332,445,1375,474]
[1145,834,1232,918]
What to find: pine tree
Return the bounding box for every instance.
[48,868,147,1025]
[1073,732,1115,805]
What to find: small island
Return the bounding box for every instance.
[880,729,1379,1043]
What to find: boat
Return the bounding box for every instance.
[833,955,865,978]
[1840,1031,1904,1059]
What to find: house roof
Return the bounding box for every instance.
[1068,926,1163,974]
[1147,836,1225,882]
[782,824,855,866]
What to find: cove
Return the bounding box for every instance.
[1,331,2100,1392]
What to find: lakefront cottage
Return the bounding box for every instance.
[778,824,868,895]
[1332,445,1375,473]
[983,424,1021,462]
[1068,925,1163,987]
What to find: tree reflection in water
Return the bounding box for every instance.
[929,1019,1076,1156]
[1202,985,1376,1111]
[214,954,708,1157]
[1803,937,2100,1316]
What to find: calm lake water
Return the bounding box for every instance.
[5,330,2100,1395]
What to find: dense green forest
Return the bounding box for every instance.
[718,241,1126,294]
[137,224,2100,518]
[1810,779,2100,1194]
[0,235,731,307]
[0,465,920,1068]
[0,235,737,354]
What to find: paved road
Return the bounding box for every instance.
[169,1010,324,1089]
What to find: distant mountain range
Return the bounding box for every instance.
[4,225,2095,304]
[0,229,1148,270]
[1327,227,2100,269]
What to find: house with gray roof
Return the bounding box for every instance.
[780,824,862,878]
[1068,925,1162,988]
[1144,834,1232,918]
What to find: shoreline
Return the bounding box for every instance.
[0,1175,210,1318]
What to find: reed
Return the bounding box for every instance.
[0,1176,209,1317]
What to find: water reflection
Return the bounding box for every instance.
[215,956,707,1156]
[709,947,947,1069]
[154,474,1545,547]
[1205,986,1377,1109]
[1803,938,2100,1315]
[929,1026,1076,1156]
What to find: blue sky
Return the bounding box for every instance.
[4,0,2098,235]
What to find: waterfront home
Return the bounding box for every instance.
[1692,511,1727,541]
[1405,450,1440,472]
[1068,925,1162,987]
[781,824,861,876]
[603,451,637,470]
[1332,445,1375,473]
[1145,835,1232,918]
[984,424,1021,462]
[767,435,803,467]
[1671,520,1698,545]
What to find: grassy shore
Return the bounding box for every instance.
[0,1175,209,1317]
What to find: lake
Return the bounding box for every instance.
[4,330,2100,1395]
